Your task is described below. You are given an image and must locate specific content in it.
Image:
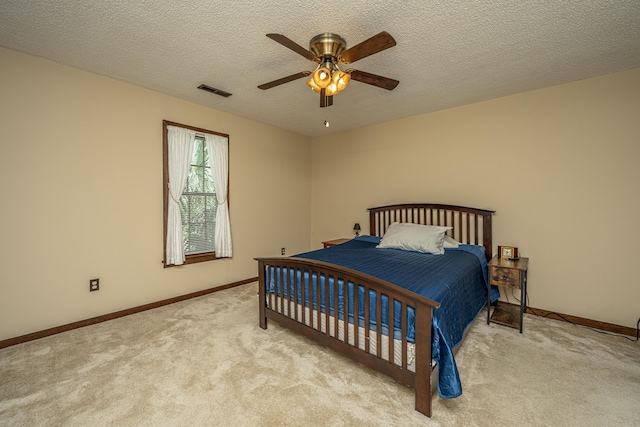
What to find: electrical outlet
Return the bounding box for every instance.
[281,247,286,256]
[90,278,99,292]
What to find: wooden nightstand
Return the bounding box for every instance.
[322,238,350,248]
[487,255,529,333]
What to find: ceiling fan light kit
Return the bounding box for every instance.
[309,61,350,96]
[259,31,399,109]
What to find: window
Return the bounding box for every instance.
[181,137,217,255]
[162,120,231,266]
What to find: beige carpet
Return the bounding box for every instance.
[1,282,638,426]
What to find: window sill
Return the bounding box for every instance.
[164,252,224,268]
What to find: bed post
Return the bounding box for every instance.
[369,209,376,236]
[258,260,267,329]
[482,212,493,260]
[414,300,433,417]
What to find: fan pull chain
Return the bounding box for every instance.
[324,105,329,127]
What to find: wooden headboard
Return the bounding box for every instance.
[368,204,495,261]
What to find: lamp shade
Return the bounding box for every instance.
[306,78,322,93]
[312,66,332,88]
[332,71,351,93]
[353,223,361,231]
[325,81,337,96]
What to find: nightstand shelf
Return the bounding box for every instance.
[487,255,529,333]
[489,302,522,328]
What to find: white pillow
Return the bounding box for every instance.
[377,222,452,255]
[443,235,461,248]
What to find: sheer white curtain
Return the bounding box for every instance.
[205,133,232,258]
[166,125,196,265]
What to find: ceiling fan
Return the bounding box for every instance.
[258,31,399,108]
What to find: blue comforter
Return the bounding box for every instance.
[287,235,499,398]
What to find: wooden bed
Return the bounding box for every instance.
[256,203,494,417]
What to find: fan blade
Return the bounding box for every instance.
[266,34,318,62]
[350,70,399,90]
[339,31,396,64]
[258,72,311,90]
[319,89,334,108]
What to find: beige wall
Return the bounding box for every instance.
[0,47,312,341]
[2,45,638,341]
[311,68,640,329]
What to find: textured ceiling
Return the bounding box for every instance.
[1,1,639,137]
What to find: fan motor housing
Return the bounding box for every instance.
[309,33,346,59]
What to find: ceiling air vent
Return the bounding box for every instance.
[197,84,232,97]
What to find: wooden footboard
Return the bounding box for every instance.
[256,257,440,417]
[257,203,494,417]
